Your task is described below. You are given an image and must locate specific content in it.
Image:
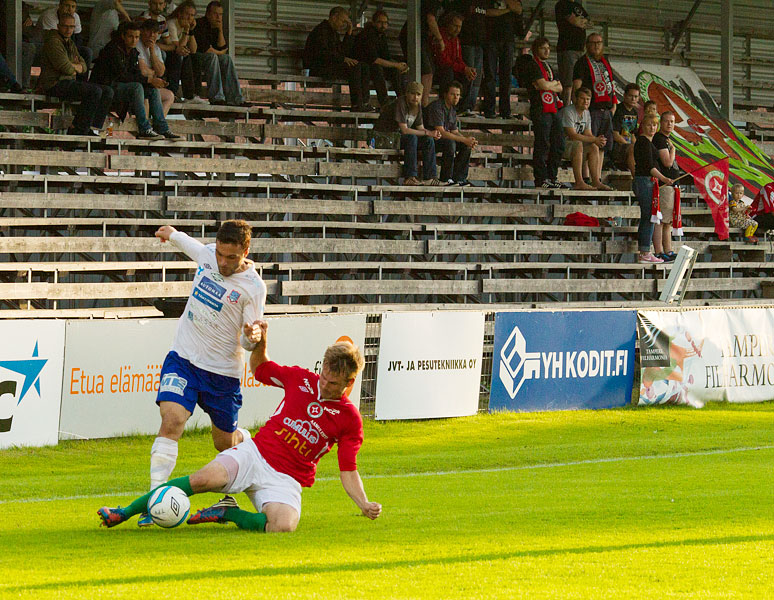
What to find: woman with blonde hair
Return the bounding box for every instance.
[633,114,674,264]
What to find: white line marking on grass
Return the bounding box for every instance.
[4,444,773,506]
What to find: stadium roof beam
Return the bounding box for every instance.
[223,0,235,61]
[4,0,22,82]
[669,0,703,53]
[406,0,420,83]
[720,0,734,119]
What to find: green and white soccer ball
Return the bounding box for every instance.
[147,485,191,528]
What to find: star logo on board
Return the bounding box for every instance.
[0,341,48,406]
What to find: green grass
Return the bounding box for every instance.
[1,403,773,599]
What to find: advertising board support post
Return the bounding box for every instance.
[659,245,697,306]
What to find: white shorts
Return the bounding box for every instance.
[215,440,303,515]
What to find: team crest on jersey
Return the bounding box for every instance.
[211,273,224,282]
[203,263,212,270]
[307,402,323,418]
[227,290,241,304]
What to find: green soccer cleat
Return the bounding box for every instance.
[97,506,129,528]
[187,495,239,525]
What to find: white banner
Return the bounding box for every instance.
[637,308,774,407]
[59,314,367,439]
[0,321,65,449]
[374,312,484,420]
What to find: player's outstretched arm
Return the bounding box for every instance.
[340,469,382,520]
[248,320,270,372]
[154,225,178,242]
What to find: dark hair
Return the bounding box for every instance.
[118,20,141,35]
[329,6,348,19]
[444,80,463,95]
[441,10,463,28]
[575,86,592,98]
[624,83,639,94]
[171,0,196,19]
[217,219,251,250]
[530,36,550,54]
[660,110,675,119]
[372,9,388,22]
[643,99,657,109]
[140,18,160,32]
[206,0,222,13]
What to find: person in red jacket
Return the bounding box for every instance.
[98,320,381,533]
[433,12,476,101]
[750,181,774,237]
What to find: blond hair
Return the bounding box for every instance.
[406,81,423,95]
[324,341,364,379]
[641,114,660,128]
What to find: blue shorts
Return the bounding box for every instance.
[156,351,242,433]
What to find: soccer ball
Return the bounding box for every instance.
[147,485,191,528]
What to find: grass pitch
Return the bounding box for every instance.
[1,403,773,599]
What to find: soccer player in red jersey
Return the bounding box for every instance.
[98,320,382,532]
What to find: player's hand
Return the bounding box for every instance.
[242,320,265,344]
[361,501,382,519]
[155,225,177,242]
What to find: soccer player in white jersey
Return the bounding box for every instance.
[137,220,267,527]
[98,320,381,532]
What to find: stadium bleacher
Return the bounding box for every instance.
[2,7,773,317]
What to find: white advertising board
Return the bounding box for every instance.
[638,308,774,407]
[374,311,485,420]
[0,321,65,449]
[59,314,367,439]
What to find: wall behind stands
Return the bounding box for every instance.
[20,0,774,106]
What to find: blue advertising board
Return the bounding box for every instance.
[489,311,636,412]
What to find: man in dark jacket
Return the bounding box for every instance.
[302,6,362,110]
[351,10,407,111]
[91,20,179,139]
[37,13,114,136]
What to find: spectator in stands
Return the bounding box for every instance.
[137,19,174,116]
[375,81,443,186]
[560,86,610,191]
[751,181,774,238]
[91,20,180,140]
[633,114,674,264]
[137,0,173,50]
[399,0,444,107]
[729,184,759,244]
[37,0,93,69]
[0,55,24,93]
[303,7,362,111]
[455,0,487,116]
[433,12,477,108]
[352,10,408,112]
[425,80,478,185]
[482,0,522,119]
[165,0,205,103]
[652,111,682,262]
[638,100,658,133]
[554,0,589,104]
[37,13,114,136]
[612,83,639,173]
[89,0,132,59]
[572,33,616,158]
[524,37,564,189]
[193,1,246,106]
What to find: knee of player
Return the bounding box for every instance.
[267,518,298,533]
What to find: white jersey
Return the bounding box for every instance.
[169,231,266,379]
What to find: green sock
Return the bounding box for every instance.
[124,476,194,518]
[223,507,267,532]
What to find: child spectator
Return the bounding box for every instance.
[729,183,759,244]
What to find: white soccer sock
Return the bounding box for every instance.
[150,436,179,491]
[236,427,251,444]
